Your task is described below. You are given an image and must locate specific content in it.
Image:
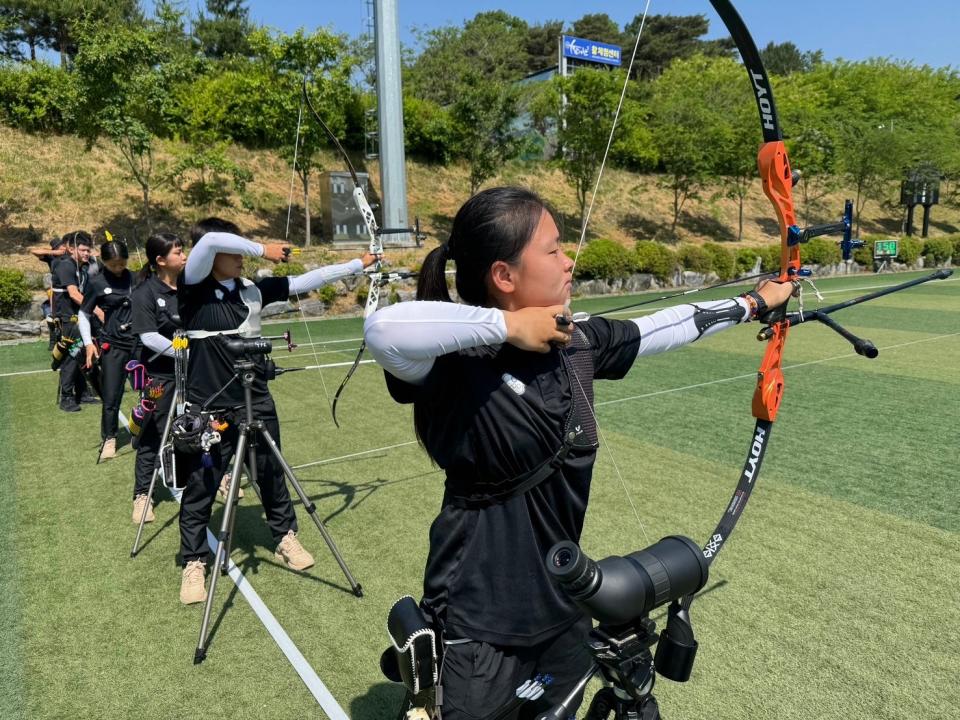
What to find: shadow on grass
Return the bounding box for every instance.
[351,681,406,720]
[294,468,443,525]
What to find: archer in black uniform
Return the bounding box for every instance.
[174,220,376,605]
[364,187,796,720]
[51,231,94,412]
[78,240,136,460]
[129,232,187,525]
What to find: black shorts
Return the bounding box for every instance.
[438,617,592,720]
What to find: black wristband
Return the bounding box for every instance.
[740,290,768,320]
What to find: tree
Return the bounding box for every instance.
[621,14,734,80]
[450,71,522,195]
[7,0,141,67]
[533,67,656,235]
[760,41,823,76]
[650,55,729,237]
[406,11,529,105]
[193,0,251,59]
[525,20,563,75]
[570,13,621,45]
[71,16,185,231]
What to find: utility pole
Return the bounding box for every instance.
[374,0,412,246]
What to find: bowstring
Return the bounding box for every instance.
[566,0,653,545]
[286,96,333,410]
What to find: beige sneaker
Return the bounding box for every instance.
[217,473,244,500]
[132,494,155,524]
[99,437,117,461]
[275,531,314,571]
[180,560,208,604]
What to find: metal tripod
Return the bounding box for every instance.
[194,359,363,664]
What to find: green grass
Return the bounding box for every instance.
[1,270,958,719]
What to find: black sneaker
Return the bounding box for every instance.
[78,393,100,404]
[59,398,81,413]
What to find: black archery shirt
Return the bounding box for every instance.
[80,268,135,348]
[385,316,642,646]
[131,275,182,380]
[178,274,290,411]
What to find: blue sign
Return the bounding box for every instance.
[562,35,622,67]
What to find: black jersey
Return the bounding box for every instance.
[385,316,642,646]
[52,256,85,320]
[131,275,182,379]
[79,269,135,347]
[178,274,289,410]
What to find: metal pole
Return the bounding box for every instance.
[374,0,412,247]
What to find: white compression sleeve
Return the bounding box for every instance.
[140,331,174,358]
[632,297,751,358]
[287,259,363,296]
[364,302,508,384]
[78,310,93,346]
[184,232,264,285]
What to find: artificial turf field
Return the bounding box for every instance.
[0,269,957,720]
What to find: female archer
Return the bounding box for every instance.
[364,186,793,719]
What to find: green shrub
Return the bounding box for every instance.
[271,262,306,277]
[922,237,953,265]
[898,237,923,265]
[801,237,841,266]
[0,62,76,133]
[574,239,636,280]
[735,248,761,275]
[677,243,713,274]
[851,237,876,266]
[702,243,735,280]
[758,246,782,273]
[314,285,338,305]
[634,240,676,281]
[0,269,32,317]
[949,234,960,261]
[356,284,369,306]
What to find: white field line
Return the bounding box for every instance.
[596,331,960,408]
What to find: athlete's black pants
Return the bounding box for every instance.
[98,342,134,440]
[175,407,298,564]
[57,320,87,403]
[438,617,593,720]
[133,376,174,499]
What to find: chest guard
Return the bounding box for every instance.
[448,327,599,509]
[185,278,263,340]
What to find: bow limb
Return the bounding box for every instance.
[301,76,382,427]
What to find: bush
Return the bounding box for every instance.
[735,248,761,275]
[898,237,923,265]
[0,269,32,317]
[0,62,76,133]
[851,237,877,266]
[800,237,841,266]
[676,244,713,274]
[574,239,636,280]
[758,246,782,273]
[634,240,676,280]
[949,234,960,262]
[922,237,953,265]
[356,283,369,306]
[403,95,455,163]
[315,285,338,305]
[702,243,735,280]
[271,262,306,277]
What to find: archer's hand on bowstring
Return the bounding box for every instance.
[263,243,292,263]
[504,305,573,353]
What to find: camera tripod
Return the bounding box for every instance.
[537,619,661,720]
[194,357,363,664]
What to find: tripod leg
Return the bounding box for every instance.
[258,426,363,598]
[195,429,248,664]
[130,389,178,558]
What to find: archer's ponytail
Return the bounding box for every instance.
[416,244,453,302]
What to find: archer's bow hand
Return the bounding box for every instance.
[360,251,381,269]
